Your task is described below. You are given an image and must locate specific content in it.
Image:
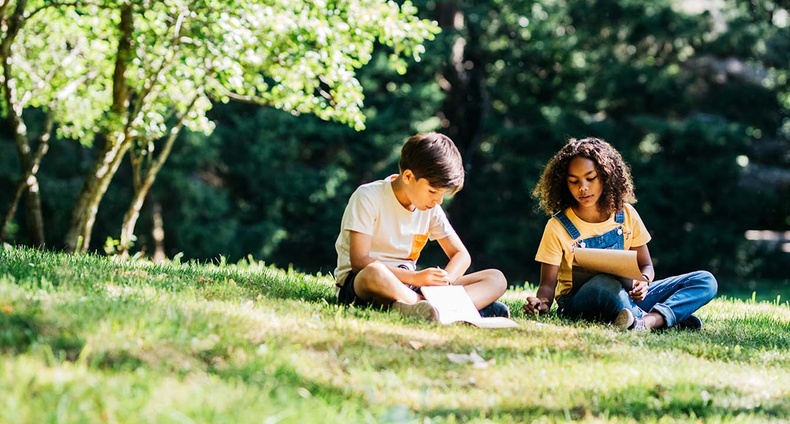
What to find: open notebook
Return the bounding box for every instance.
[420,286,519,329]
[572,248,644,290]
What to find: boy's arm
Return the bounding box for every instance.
[524,263,558,314]
[435,233,472,283]
[348,231,446,286]
[348,230,376,273]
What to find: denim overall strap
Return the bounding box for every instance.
[553,211,581,240]
[554,210,625,249]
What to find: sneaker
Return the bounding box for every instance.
[675,314,703,331]
[479,301,511,318]
[614,309,648,331]
[391,300,439,321]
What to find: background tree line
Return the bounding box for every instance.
[1,0,788,287]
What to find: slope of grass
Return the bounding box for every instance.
[1,245,789,423]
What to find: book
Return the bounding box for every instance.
[572,248,644,291]
[420,285,519,329]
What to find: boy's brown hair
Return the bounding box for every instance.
[399,132,465,193]
[532,137,636,215]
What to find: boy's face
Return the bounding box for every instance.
[404,171,450,211]
[566,156,603,209]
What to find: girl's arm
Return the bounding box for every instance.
[524,263,559,314]
[629,244,654,301]
[631,244,654,283]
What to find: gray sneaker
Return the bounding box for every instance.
[392,300,439,321]
[614,309,648,331]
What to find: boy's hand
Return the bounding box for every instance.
[524,296,549,315]
[628,279,648,301]
[413,267,451,286]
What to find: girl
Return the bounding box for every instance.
[523,137,717,330]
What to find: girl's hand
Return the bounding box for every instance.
[524,296,549,315]
[413,267,450,287]
[629,279,649,301]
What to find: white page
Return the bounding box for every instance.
[421,286,519,328]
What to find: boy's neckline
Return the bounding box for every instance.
[388,174,416,212]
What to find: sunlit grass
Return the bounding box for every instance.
[1,245,789,423]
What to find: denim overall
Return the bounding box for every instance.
[554,209,625,251]
[553,209,718,327]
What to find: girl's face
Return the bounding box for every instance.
[567,156,603,210]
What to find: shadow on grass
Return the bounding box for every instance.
[0,308,85,361]
[421,380,790,421]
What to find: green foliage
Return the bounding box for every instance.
[415,0,789,281]
[1,0,787,286]
[142,48,444,269]
[1,245,789,422]
[2,0,441,254]
[11,0,440,141]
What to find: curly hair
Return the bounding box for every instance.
[532,137,636,215]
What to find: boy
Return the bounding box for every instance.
[333,132,509,320]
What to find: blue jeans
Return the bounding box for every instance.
[557,271,718,327]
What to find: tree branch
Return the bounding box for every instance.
[128,10,186,124]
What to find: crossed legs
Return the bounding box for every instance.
[352,262,507,308]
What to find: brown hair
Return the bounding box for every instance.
[399,132,465,193]
[532,137,636,215]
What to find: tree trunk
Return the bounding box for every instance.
[117,98,194,256]
[434,3,489,233]
[64,132,132,252]
[22,175,45,246]
[64,3,134,253]
[0,0,45,247]
[118,188,146,258]
[151,200,166,263]
[0,109,56,247]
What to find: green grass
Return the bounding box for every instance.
[1,245,789,423]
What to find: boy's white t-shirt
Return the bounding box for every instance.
[334,175,456,286]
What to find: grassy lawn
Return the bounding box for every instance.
[1,245,788,423]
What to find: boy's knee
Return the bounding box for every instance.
[357,262,410,296]
[356,262,391,283]
[482,269,508,293]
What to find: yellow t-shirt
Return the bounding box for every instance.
[534,203,651,297]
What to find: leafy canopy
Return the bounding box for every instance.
[11,0,439,144]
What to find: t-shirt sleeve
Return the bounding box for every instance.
[626,204,652,247]
[534,219,565,266]
[341,187,377,235]
[428,206,455,241]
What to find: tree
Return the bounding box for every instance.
[413,0,788,281]
[3,0,439,253]
[0,0,44,246]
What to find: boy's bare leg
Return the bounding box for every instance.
[353,262,421,305]
[453,269,507,309]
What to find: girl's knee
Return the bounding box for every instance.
[585,275,623,295]
[700,271,719,299]
[693,270,718,298]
